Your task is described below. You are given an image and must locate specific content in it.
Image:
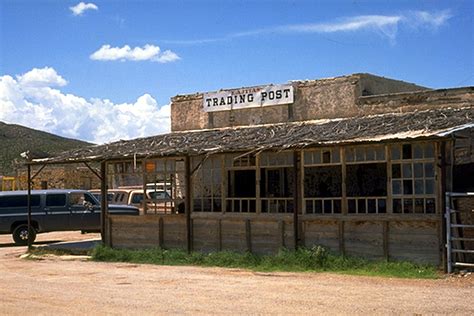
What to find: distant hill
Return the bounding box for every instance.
[0,121,93,175]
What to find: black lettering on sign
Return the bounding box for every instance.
[227,96,233,104]
[239,95,246,103]
[268,91,275,100]
[219,97,226,106]
[213,98,218,106]
[248,94,254,102]
[261,91,267,101]
[283,89,290,98]
[276,90,282,99]
[206,99,212,107]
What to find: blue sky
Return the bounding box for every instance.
[0,0,473,143]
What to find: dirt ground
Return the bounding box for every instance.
[0,232,473,315]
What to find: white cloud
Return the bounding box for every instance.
[17,67,67,87]
[90,44,180,63]
[0,68,170,144]
[70,2,98,16]
[166,10,452,45]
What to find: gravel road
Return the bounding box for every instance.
[0,231,473,315]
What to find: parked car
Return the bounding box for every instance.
[0,189,139,245]
[89,189,184,214]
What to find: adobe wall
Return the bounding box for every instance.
[16,165,101,190]
[170,73,430,132]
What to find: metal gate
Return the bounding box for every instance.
[445,192,474,273]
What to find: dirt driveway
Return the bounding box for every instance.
[0,231,473,315]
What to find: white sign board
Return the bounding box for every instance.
[203,84,294,112]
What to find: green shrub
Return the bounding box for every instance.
[89,244,439,279]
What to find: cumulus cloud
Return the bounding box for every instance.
[16,67,67,87]
[90,44,180,63]
[0,68,170,144]
[70,2,98,16]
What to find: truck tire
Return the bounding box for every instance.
[12,225,36,246]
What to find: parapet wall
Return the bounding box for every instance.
[170,73,432,132]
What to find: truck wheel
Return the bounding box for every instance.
[12,225,36,246]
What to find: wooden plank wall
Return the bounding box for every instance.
[109,215,186,250]
[108,215,440,265]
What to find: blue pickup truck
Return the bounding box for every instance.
[0,189,139,245]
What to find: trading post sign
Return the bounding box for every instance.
[203,84,294,112]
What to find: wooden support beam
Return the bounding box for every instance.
[83,162,102,180]
[100,161,108,244]
[278,220,285,249]
[30,164,46,181]
[185,155,192,253]
[159,217,164,248]
[293,151,300,250]
[27,164,33,250]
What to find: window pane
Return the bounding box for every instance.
[366,148,375,161]
[425,179,435,194]
[304,152,312,165]
[391,146,401,160]
[348,199,356,213]
[402,144,412,159]
[426,198,436,214]
[414,163,423,178]
[424,144,434,158]
[332,148,340,163]
[315,200,322,213]
[322,151,331,164]
[313,150,321,164]
[378,199,387,213]
[355,148,365,161]
[403,163,412,178]
[392,164,401,178]
[358,199,366,213]
[413,144,423,159]
[46,194,66,207]
[403,180,413,195]
[368,199,376,213]
[415,180,424,194]
[403,199,413,213]
[346,148,355,162]
[333,200,341,214]
[375,146,385,160]
[323,200,332,214]
[393,199,402,213]
[392,180,402,195]
[415,198,424,213]
[424,163,435,178]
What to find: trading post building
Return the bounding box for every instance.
[32,74,474,268]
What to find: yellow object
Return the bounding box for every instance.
[1,176,16,191]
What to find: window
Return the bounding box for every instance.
[0,195,41,208]
[192,156,222,213]
[303,149,342,215]
[46,194,66,207]
[224,153,257,213]
[391,143,436,214]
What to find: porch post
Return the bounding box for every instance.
[100,161,108,244]
[27,164,32,250]
[185,155,192,253]
[293,151,300,250]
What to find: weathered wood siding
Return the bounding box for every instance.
[107,214,441,265]
[109,215,186,250]
[388,221,440,265]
